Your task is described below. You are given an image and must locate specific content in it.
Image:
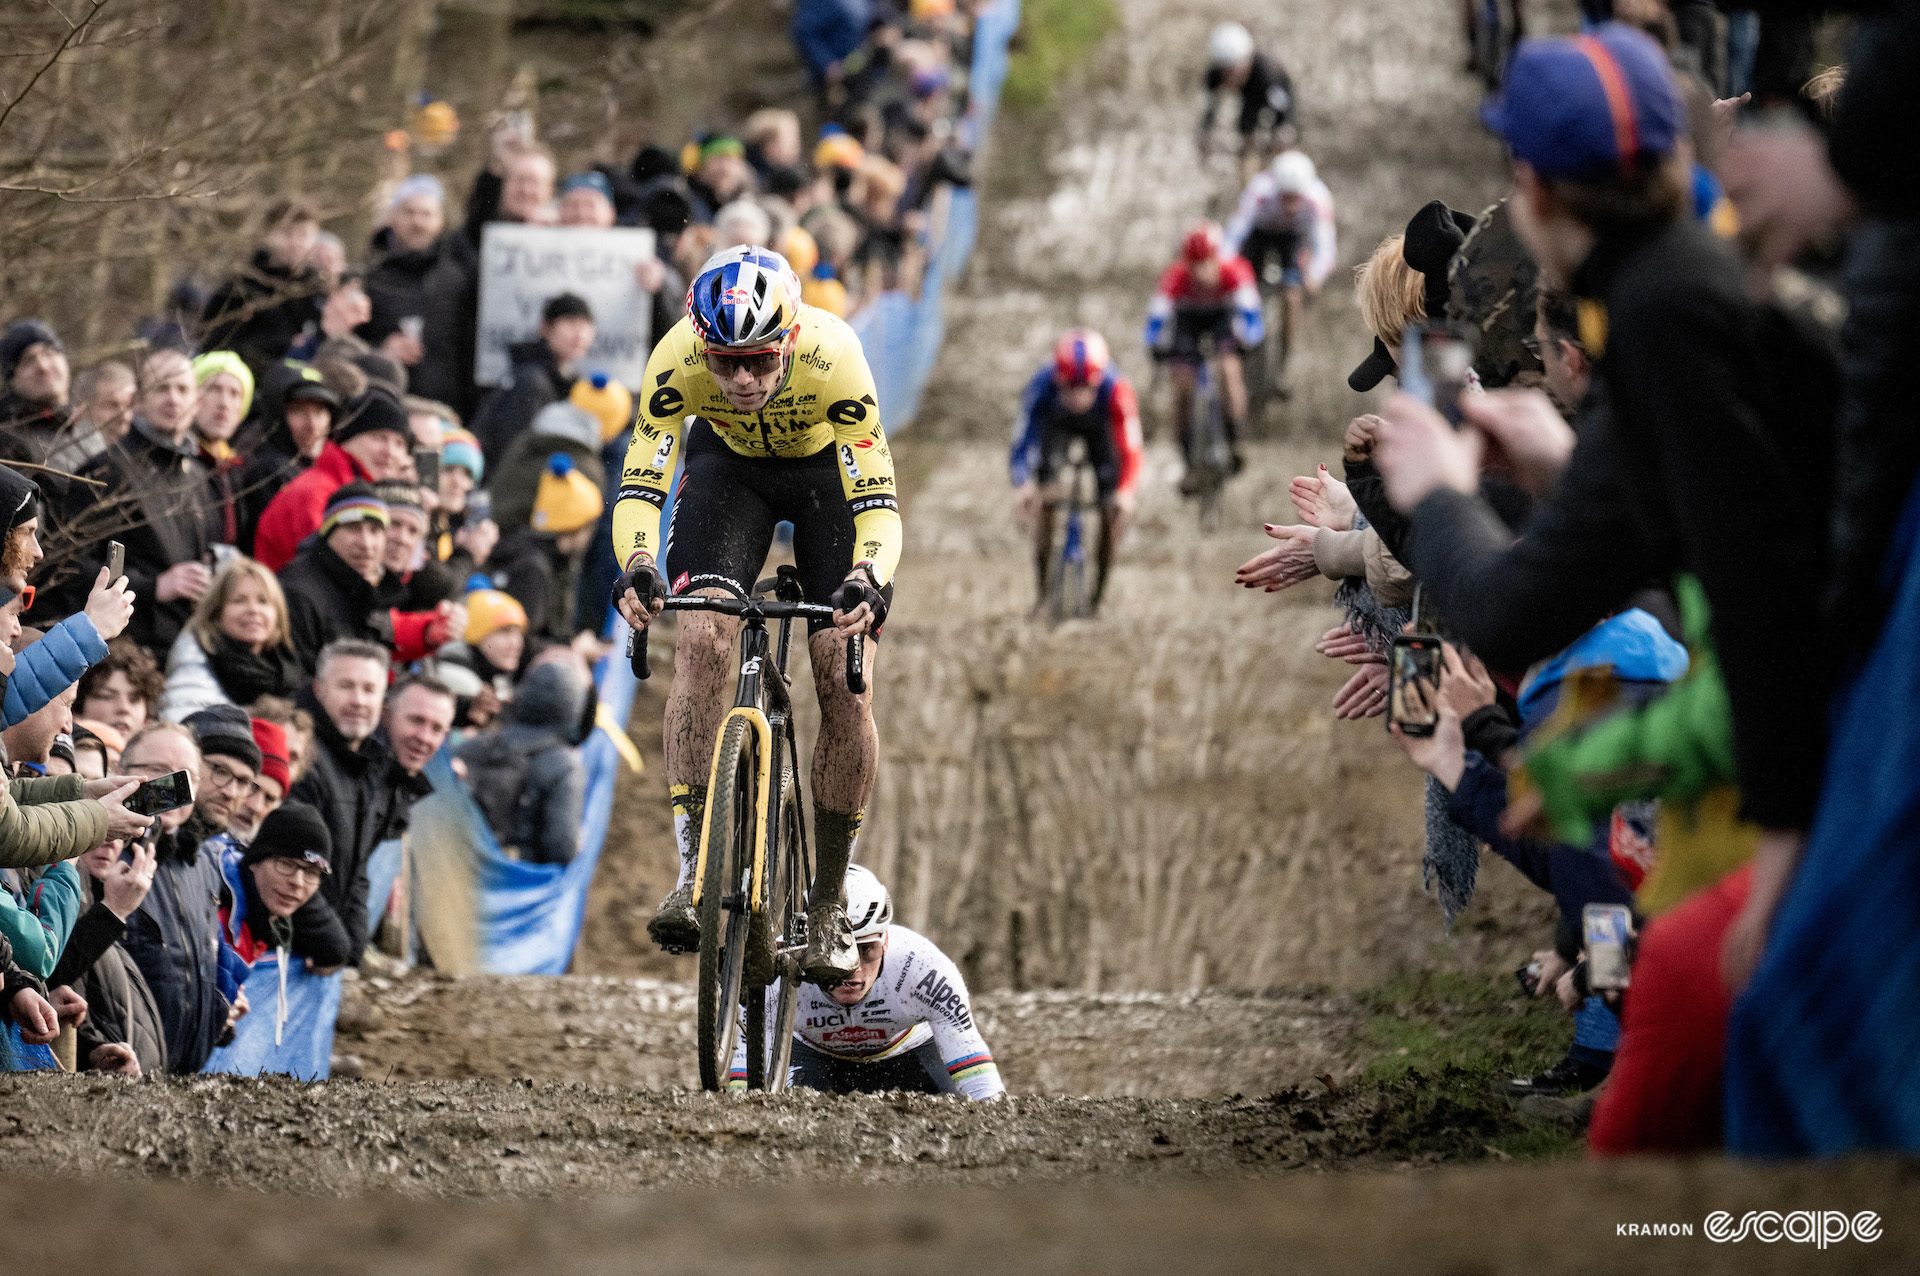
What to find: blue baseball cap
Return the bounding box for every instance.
[1480,23,1682,182]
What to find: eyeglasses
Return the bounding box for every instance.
[702,349,784,379]
[207,758,262,800]
[261,856,323,887]
[1523,335,1582,359]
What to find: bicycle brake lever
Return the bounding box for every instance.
[845,633,865,695]
[629,624,651,681]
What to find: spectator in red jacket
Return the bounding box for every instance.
[252,388,413,571]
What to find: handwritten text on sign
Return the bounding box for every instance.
[476,223,657,389]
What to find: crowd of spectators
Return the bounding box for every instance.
[1236,5,1916,1157]
[1236,0,1912,1151]
[0,0,994,1075]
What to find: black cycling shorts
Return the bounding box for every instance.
[1035,407,1120,498]
[1241,227,1303,286]
[1169,305,1238,361]
[662,418,894,634]
[786,1037,958,1096]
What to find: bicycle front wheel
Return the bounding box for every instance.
[697,715,757,1092]
[756,774,806,1091]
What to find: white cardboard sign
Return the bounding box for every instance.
[475,222,657,389]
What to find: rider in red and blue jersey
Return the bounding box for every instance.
[1011,329,1142,613]
[1146,222,1263,487]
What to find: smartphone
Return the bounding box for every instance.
[1401,321,1479,426]
[413,448,440,487]
[1583,903,1634,991]
[1387,634,1443,738]
[106,540,125,582]
[399,315,425,343]
[464,489,492,525]
[126,769,195,818]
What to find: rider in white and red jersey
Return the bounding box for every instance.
[1146,222,1263,483]
[731,866,1005,1100]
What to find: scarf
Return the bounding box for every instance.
[206,634,303,707]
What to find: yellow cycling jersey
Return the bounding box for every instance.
[611,307,902,586]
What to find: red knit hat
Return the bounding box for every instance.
[251,718,291,792]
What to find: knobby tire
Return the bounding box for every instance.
[697,716,756,1092]
[761,776,806,1091]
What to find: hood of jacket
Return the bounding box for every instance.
[508,661,588,734]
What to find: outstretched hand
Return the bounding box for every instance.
[1288,464,1357,530]
[1234,524,1318,592]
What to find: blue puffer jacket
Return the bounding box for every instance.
[2,614,106,728]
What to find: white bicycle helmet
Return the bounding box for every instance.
[1208,22,1255,67]
[1271,150,1317,195]
[844,865,893,940]
[687,245,803,352]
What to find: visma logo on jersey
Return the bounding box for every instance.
[1703,1210,1881,1247]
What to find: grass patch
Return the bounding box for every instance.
[1002,0,1119,112]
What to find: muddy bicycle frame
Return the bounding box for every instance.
[629,566,863,916]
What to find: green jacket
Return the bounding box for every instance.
[0,774,113,869]
[1520,575,1740,845]
[0,860,82,979]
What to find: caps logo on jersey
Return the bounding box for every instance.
[840,443,861,481]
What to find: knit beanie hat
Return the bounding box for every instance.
[0,465,40,537]
[569,373,634,443]
[441,428,484,482]
[528,401,602,452]
[0,319,61,384]
[321,481,390,536]
[191,350,256,419]
[185,703,264,773]
[463,588,528,645]
[532,454,604,535]
[332,387,412,448]
[560,171,614,204]
[251,718,290,792]
[389,173,445,209]
[242,800,332,874]
[373,480,425,517]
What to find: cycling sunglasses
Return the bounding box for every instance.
[702,349,785,379]
[9,585,32,613]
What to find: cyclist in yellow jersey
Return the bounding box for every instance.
[612,246,898,983]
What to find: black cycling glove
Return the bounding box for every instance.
[613,559,669,616]
[831,577,888,629]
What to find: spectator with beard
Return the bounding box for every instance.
[0,320,74,507]
[215,801,349,977]
[290,640,407,965]
[233,361,338,555]
[75,639,161,743]
[469,293,595,476]
[180,705,263,839]
[457,658,587,865]
[115,721,234,1074]
[359,175,480,418]
[252,387,413,572]
[189,352,255,548]
[52,834,160,1077]
[199,196,327,375]
[57,349,213,655]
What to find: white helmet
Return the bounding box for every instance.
[1271,150,1317,195]
[844,865,893,940]
[1208,22,1255,66]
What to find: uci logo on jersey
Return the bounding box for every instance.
[840,444,861,481]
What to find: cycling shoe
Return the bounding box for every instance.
[647,885,700,953]
[801,901,858,984]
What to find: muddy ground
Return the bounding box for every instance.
[3,0,1909,1265]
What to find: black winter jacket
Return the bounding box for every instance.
[52,420,211,653]
[121,820,228,1074]
[277,540,386,678]
[358,227,481,418]
[471,340,571,478]
[200,249,325,374]
[289,688,413,965]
